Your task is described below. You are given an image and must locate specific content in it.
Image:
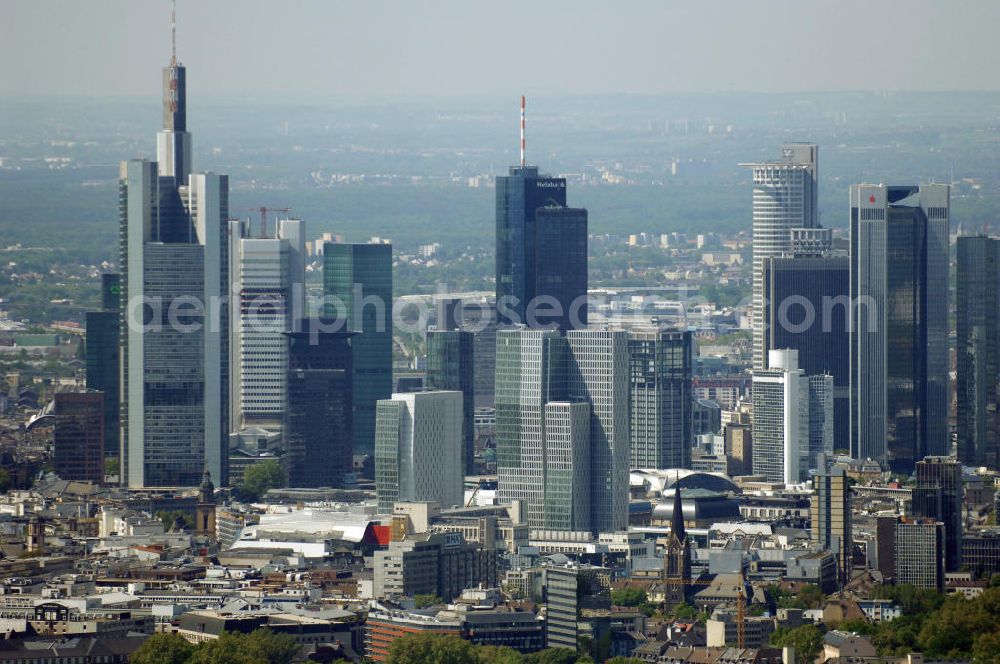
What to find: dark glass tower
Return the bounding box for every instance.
[284,325,354,487]
[763,255,849,452]
[86,273,121,455]
[912,456,963,572]
[426,329,475,475]
[323,242,393,459]
[53,391,105,484]
[628,328,692,469]
[956,235,1000,469]
[850,184,949,472]
[495,166,587,330]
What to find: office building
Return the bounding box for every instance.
[228,218,305,434]
[119,44,229,488]
[956,235,1000,469]
[811,468,851,586]
[324,242,393,458]
[628,328,692,470]
[912,456,963,572]
[894,518,945,591]
[496,328,629,533]
[425,326,475,475]
[724,422,753,476]
[743,144,819,369]
[496,328,564,529]
[284,325,354,488]
[752,350,809,484]
[375,391,464,513]
[543,565,612,651]
[762,255,849,451]
[850,184,949,471]
[372,532,499,602]
[53,391,105,484]
[542,401,592,532]
[807,373,834,470]
[495,165,587,330]
[460,299,497,408]
[85,273,121,455]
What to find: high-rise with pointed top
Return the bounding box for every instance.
[119,9,229,487]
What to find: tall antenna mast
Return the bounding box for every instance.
[170,0,177,66]
[520,95,526,168]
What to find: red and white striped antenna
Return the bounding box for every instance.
[520,95,526,168]
[170,0,177,66]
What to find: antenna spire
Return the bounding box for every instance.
[170,0,177,66]
[520,95,526,168]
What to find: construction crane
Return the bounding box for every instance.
[235,206,292,239]
[737,571,746,649]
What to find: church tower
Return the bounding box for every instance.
[195,469,216,536]
[663,476,691,608]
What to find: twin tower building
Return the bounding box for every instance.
[748,145,951,480]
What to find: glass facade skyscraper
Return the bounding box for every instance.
[495,328,629,533]
[425,329,475,475]
[323,242,393,459]
[284,326,354,487]
[763,255,849,452]
[375,391,464,514]
[744,144,819,369]
[119,49,229,488]
[85,272,121,455]
[956,235,1000,469]
[850,184,949,472]
[53,391,105,484]
[912,456,963,572]
[628,328,692,470]
[495,166,588,330]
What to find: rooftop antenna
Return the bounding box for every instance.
[170,0,177,66]
[520,95,526,168]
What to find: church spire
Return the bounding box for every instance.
[671,470,686,542]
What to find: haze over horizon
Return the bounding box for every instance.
[4,0,1000,101]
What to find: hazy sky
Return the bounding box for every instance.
[4,0,1000,100]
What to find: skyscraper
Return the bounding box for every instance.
[752,349,808,484]
[229,217,305,434]
[496,328,564,529]
[495,164,588,331]
[807,373,834,471]
[85,273,121,455]
[425,326,475,475]
[324,242,393,458]
[495,328,629,533]
[375,391,464,514]
[284,325,354,487]
[744,144,819,369]
[762,255,849,451]
[956,235,1000,469]
[894,518,945,591]
[811,468,851,586]
[912,456,963,572]
[565,329,630,533]
[850,184,949,471]
[53,391,105,484]
[628,328,692,470]
[119,40,229,488]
